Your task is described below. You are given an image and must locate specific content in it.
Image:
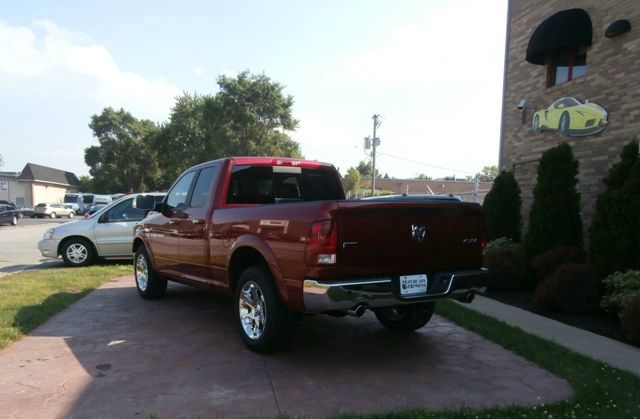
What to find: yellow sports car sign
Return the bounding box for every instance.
[532,97,607,136]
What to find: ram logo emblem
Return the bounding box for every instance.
[411,224,427,243]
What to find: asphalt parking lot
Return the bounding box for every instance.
[0,276,573,418]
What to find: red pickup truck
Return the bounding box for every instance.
[133,157,488,352]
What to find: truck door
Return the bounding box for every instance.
[176,165,220,283]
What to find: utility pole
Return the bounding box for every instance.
[371,114,381,195]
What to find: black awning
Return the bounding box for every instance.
[526,8,592,65]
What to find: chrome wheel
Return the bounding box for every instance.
[135,253,149,292]
[50,212,56,219]
[11,216,17,226]
[68,211,75,218]
[65,243,88,264]
[239,281,267,340]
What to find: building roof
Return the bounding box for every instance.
[17,163,80,187]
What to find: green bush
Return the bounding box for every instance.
[485,237,520,252]
[524,143,583,257]
[620,296,640,344]
[589,139,640,275]
[531,246,586,282]
[483,171,522,242]
[483,248,534,291]
[535,263,601,313]
[601,270,640,315]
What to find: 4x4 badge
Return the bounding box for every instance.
[411,224,427,243]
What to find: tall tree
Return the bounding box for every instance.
[477,165,498,182]
[85,107,160,193]
[344,167,361,194]
[356,160,381,178]
[483,171,522,241]
[524,143,583,256]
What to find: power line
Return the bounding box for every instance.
[377,151,477,175]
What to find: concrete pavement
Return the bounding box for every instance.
[0,221,65,276]
[0,276,572,418]
[464,295,640,377]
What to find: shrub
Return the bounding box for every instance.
[589,139,640,274]
[535,263,601,313]
[483,248,533,291]
[524,143,583,257]
[483,171,522,242]
[531,246,586,282]
[485,237,520,253]
[620,296,640,343]
[601,270,640,315]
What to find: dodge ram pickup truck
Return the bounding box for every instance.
[132,157,488,353]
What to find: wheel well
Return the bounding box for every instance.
[132,238,145,253]
[228,247,269,291]
[58,236,97,257]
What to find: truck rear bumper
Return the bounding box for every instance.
[303,268,488,312]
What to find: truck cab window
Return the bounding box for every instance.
[166,171,196,210]
[189,166,218,208]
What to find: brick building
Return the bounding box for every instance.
[500,1,640,232]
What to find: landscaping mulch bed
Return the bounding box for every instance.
[485,290,639,349]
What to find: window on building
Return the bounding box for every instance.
[546,46,587,87]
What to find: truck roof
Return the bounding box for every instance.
[230,157,334,169]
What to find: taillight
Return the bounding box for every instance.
[305,220,337,266]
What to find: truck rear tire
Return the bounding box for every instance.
[374,302,436,331]
[235,265,295,353]
[134,246,167,299]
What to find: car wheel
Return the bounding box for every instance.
[61,238,95,267]
[559,113,570,135]
[235,265,295,353]
[374,302,436,332]
[532,115,541,133]
[17,212,24,219]
[68,211,75,219]
[11,216,17,226]
[50,212,57,219]
[134,246,167,299]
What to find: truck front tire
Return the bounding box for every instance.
[134,246,167,299]
[374,302,436,331]
[235,265,295,353]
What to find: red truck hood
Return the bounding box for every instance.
[332,200,485,275]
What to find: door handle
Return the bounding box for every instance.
[192,218,205,225]
[168,219,179,225]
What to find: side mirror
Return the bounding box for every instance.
[134,195,156,210]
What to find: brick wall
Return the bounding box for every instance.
[500,0,640,235]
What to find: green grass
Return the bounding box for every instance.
[331,300,640,419]
[0,264,131,349]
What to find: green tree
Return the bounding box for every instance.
[483,171,522,241]
[152,72,303,188]
[415,173,433,180]
[356,160,381,178]
[344,167,361,194]
[78,175,94,192]
[589,139,639,274]
[477,165,498,182]
[524,143,583,256]
[85,107,160,193]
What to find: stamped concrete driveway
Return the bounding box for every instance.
[0,276,573,418]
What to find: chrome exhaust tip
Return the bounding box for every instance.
[347,304,367,317]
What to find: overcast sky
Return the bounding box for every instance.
[0,0,508,179]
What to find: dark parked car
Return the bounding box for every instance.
[0,204,18,226]
[16,206,35,218]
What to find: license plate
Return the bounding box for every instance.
[400,274,428,296]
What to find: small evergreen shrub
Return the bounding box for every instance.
[524,143,583,257]
[589,139,640,274]
[485,237,520,253]
[535,263,601,313]
[601,270,640,315]
[483,171,522,242]
[620,295,640,344]
[531,246,586,282]
[483,248,533,291]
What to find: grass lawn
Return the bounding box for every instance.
[0,264,130,349]
[334,301,640,418]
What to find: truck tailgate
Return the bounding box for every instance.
[334,201,484,274]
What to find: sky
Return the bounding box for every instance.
[0,0,508,180]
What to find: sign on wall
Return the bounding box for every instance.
[0,181,7,191]
[532,97,608,136]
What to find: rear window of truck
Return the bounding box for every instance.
[227,165,343,204]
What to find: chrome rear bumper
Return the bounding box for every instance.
[303,268,488,312]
